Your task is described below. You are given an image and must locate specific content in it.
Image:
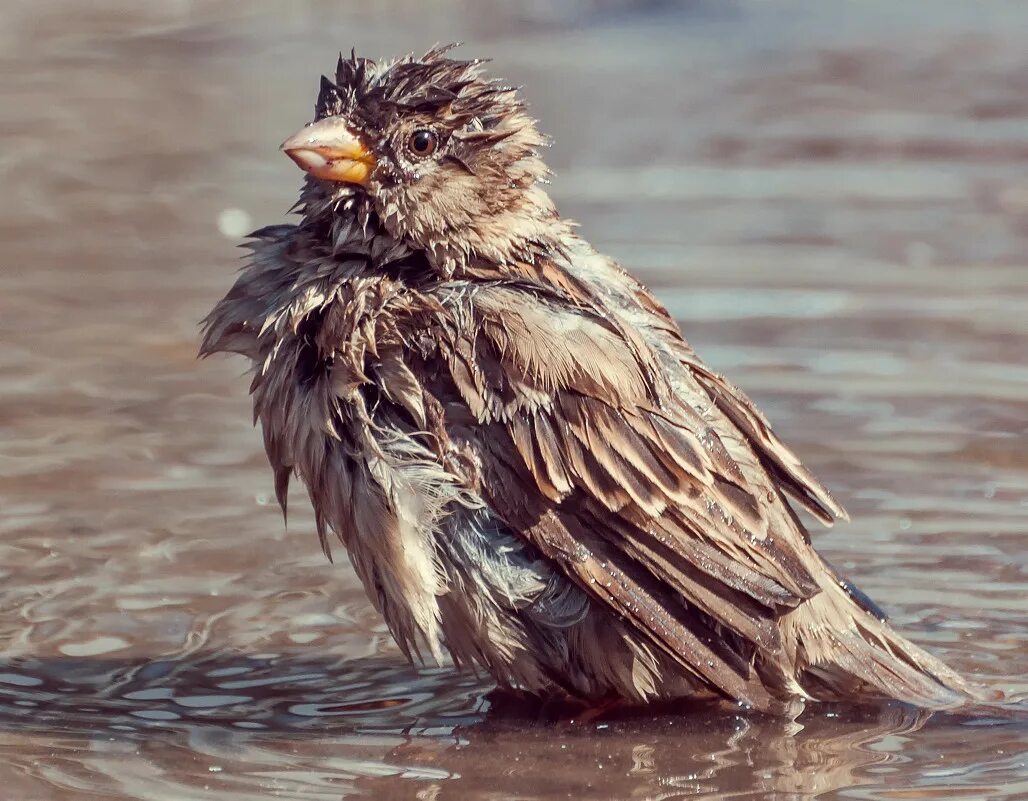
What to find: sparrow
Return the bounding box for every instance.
[200,46,978,714]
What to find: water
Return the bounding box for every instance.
[1,1,1026,798]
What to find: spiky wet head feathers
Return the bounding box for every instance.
[299,45,560,274]
[317,45,520,131]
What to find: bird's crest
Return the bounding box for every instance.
[314,44,521,131]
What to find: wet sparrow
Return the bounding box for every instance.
[201,47,977,713]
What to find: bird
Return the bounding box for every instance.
[200,45,982,715]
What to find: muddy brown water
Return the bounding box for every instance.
[1,2,1026,799]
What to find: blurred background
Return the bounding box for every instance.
[0,1,1026,799]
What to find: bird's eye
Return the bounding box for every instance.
[407,129,438,157]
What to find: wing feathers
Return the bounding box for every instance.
[527,508,775,709]
[688,361,849,525]
[425,280,849,705]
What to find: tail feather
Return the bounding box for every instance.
[782,579,981,710]
[804,627,969,709]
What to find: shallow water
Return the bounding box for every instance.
[1,1,1026,799]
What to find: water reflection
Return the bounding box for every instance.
[0,652,974,800]
[0,654,487,737]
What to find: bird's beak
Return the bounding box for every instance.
[280,117,376,185]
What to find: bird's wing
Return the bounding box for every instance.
[420,280,836,707]
[675,346,849,527]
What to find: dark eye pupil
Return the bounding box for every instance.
[410,130,436,155]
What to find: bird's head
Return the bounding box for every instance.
[280,45,560,272]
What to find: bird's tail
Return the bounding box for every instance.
[780,575,1001,711]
